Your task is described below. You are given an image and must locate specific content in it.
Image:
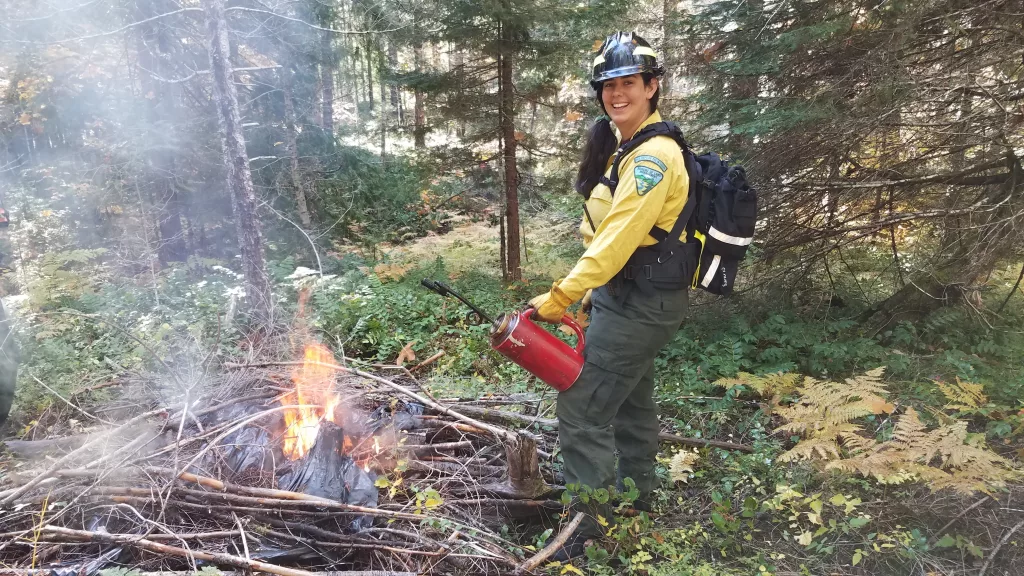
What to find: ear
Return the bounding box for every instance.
[646,77,659,100]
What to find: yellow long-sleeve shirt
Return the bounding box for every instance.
[558,111,689,301]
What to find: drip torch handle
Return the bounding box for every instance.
[523,307,586,354]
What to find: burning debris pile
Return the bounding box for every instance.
[0,341,574,575]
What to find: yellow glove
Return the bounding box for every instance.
[581,289,593,313]
[529,281,575,323]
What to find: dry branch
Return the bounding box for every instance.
[978,519,1024,576]
[223,360,518,442]
[410,351,445,372]
[0,407,168,506]
[656,431,754,453]
[39,526,317,576]
[0,572,414,576]
[439,405,754,452]
[514,512,585,574]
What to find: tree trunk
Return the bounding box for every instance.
[282,69,312,228]
[498,17,521,282]
[351,42,362,112]
[136,0,188,265]
[387,41,401,124]
[379,51,387,162]
[413,41,426,147]
[320,31,334,135]
[452,46,466,138]
[726,0,761,154]
[203,0,273,326]
[365,38,375,111]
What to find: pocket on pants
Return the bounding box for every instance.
[579,344,646,426]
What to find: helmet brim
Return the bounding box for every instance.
[590,64,666,90]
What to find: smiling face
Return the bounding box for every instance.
[600,74,659,140]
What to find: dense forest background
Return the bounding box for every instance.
[1,0,1023,574]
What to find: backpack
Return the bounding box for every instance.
[593,121,758,296]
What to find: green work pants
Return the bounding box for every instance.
[557,283,688,537]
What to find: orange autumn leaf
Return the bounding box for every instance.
[558,308,590,336]
[395,342,417,366]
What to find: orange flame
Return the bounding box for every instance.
[281,343,340,460]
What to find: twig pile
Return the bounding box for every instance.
[0,360,573,576]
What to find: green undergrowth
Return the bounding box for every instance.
[6,227,1024,575]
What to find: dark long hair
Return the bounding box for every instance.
[575,74,661,198]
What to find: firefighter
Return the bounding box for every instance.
[529,32,690,559]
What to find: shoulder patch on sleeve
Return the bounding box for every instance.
[634,165,664,196]
[634,155,668,171]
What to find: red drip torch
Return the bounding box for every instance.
[420,279,585,391]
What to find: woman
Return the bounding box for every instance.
[529,31,692,558]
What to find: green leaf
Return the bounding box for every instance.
[849,516,870,529]
[852,550,863,566]
[934,534,956,548]
[711,512,727,532]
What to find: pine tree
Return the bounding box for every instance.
[681,0,1024,317]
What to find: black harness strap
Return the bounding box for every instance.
[597,122,694,247]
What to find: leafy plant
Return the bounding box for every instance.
[723,368,1020,493]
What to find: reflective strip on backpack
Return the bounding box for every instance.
[700,254,721,288]
[708,226,753,246]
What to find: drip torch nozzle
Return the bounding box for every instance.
[418,278,494,325]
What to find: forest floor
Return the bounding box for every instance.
[3,213,1024,576]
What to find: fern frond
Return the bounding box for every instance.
[780,437,842,462]
[713,371,803,397]
[936,378,987,412]
[774,370,1020,495]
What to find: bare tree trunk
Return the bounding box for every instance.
[413,43,426,147]
[351,41,362,112]
[320,31,334,135]
[387,41,401,124]
[136,0,188,265]
[379,51,387,162]
[365,38,375,111]
[283,69,312,228]
[498,16,521,282]
[203,0,273,326]
[413,13,426,148]
[452,46,466,138]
